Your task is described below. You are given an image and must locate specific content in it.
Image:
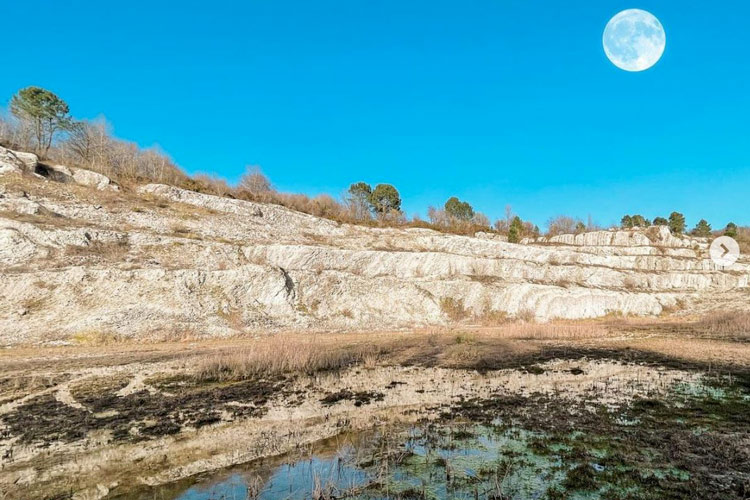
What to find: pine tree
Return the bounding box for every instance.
[444,197,474,221]
[370,184,401,215]
[668,212,686,235]
[10,86,72,155]
[692,219,712,237]
[508,216,524,243]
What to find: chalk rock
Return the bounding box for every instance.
[0,147,27,175]
[71,167,119,191]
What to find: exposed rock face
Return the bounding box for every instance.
[0,147,117,191]
[0,147,34,175]
[71,167,118,191]
[12,150,39,170]
[0,168,748,345]
[525,226,708,250]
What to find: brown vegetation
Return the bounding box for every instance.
[193,319,616,383]
[695,311,750,339]
[194,334,384,381]
[0,111,509,238]
[439,297,468,322]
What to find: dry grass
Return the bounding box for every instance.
[64,238,131,260]
[474,308,510,326]
[695,311,750,339]
[169,223,203,240]
[195,334,384,381]
[216,306,245,331]
[70,330,124,345]
[515,308,536,322]
[194,320,612,382]
[439,297,467,322]
[0,209,86,230]
[484,322,607,340]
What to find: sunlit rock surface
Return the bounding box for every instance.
[0,170,747,344]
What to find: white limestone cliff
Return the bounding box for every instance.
[0,158,747,345]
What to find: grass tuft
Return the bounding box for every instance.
[195,334,382,381]
[696,311,750,339]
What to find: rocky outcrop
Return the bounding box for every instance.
[39,162,119,191]
[0,147,118,191]
[71,167,118,191]
[523,226,707,250]
[0,147,35,175]
[0,170,748,345]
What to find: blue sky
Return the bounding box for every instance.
[2,0,748,229]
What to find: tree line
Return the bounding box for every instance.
[1,86,746,246]
[620,212,739,238]
[0,86,537,238]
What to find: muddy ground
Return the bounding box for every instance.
[1,322,748,499]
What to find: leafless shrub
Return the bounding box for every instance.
[169,223,202,239]
[645,226,661,243]
[216,306,245,331]
[440,297,467,322]
[736,226,750,254]
[474,308,509,326]
[339,308,354,319]
[660,298,686,315]
[192,173,233,197]
[546,215,583,236]
[427,206,490,236]
[0,112,33,150]
[237,166,273,202]
[64,238,131,260]
[515,308,536,322]
[54,117,191,187]
[554,278,573,288]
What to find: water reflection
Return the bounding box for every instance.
[174,444,370,500]
[167,424,567,500]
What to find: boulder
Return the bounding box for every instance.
[71,167,119,191]
[13,150,39,170]
[32,162,75,183]
[45,163,75,181]
[0,147,26,175]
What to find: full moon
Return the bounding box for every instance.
[603,9,666,72]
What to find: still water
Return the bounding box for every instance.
[159,423,612,500]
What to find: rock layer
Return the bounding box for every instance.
[0,163,748,344]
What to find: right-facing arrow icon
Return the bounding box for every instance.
[710,236,740,267]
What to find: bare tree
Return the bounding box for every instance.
[547,215,581,236]
[0,112,33,150]
[64,118,113,170]
[193,173,233,196]
[505,204,514,227]
[471,212,490,228]
[238,166,273,201]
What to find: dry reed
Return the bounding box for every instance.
[696,311,750,339]
[195,334,382,381]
